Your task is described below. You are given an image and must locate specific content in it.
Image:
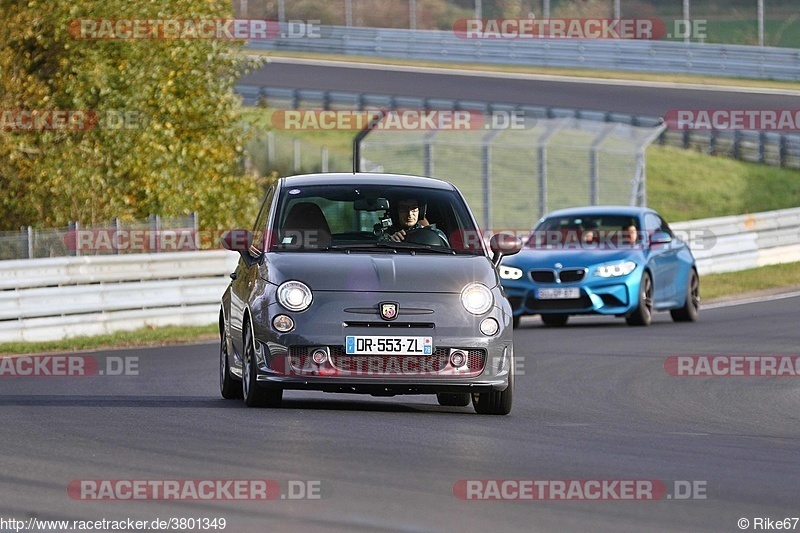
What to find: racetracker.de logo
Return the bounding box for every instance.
[68,19,283,40]
[453,18,666,40]
[67,479,330,500]
[0,355,138,377]
[270,110,526,131]
[664,109,800,131]
[664,355,800,377]
[453,479,707,500]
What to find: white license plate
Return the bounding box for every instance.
[538,287,581,299]
[345,336,433,355]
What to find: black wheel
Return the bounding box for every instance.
[436,393,471,407]
[219,317,242,400]
[512,315,521,329]
[472,353,514,415]
[540,313,569,327]
[242,321,282,408]
[671,269,699,322]
[626,271,653,326]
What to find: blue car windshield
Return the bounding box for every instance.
[527,214,641,249]
[268,184,485,254]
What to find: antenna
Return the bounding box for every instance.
[352,109,388,173]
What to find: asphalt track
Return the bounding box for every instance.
[2,295,799,532]
[239,57,800,116]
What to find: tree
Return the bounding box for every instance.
[0,0,262,231]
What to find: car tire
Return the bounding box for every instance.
[670,268,699,322]
[512,315,521,329]
[626,271,653,326]
[472,356,514,415]
[436,393,471,407]
[220,318,242,400]
[540,314,569,327]
[242,321,282,408]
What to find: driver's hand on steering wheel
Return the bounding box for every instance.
[389,229,407,242]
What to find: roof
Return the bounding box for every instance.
[542,205,656,218]
[280,172,456,191]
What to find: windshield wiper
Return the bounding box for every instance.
[325,242,456,255]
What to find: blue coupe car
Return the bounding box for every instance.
[499,206,699,327]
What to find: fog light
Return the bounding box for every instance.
[272,314,294,332]
[480,318,500,336]
[311,348,328,364]
[450,350,467,368]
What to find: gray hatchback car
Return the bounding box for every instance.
[219,173,521,414]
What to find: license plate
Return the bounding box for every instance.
[345,336,433,355]
[538,287,580,299]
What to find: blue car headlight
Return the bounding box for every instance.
[594,260,637,278]
[499,266,523,280]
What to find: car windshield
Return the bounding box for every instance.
[526,214,641,249]
[268,183,485,255]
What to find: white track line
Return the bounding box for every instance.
[703,290,800,310]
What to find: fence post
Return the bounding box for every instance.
[149,214,160,253]
[293,138,301,172]
[732,130,742,160]
[758,132,767,163]
[423,130,437,177]
[20,226,30,259]
[779,135,788,167]
[322,147,329,172]
[68,221,79,257]
[113,217,121,255]
[267,131,275,165]
[481,129,501,229]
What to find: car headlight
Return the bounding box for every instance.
[461,282,494,315]
[594,260,637,278]
[277,280,312,312]
[499,265,523,280]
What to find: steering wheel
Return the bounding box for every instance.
[404,227,450,248]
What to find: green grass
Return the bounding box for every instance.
[702,262,800,300]
[646,145,800,222]
[0,324,217,356]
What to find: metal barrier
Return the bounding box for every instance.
[246,25,800,81]
[237,85,800,170]
[1,207,799,342]
[0,251,238,342]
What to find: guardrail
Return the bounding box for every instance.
[672,206,800,274]
[237,84,800,169]
[1,207,799,342]
[0,251,238,343]
[246,25,800,81]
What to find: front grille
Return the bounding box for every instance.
[530,270,556,283]
[525,293,592,311]
[288,346,486,375]
[558,268,587,283]
[344,322,434,329]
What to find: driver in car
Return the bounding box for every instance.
[388,198,448,244]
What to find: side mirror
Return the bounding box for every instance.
[649,231,673,245]
[221,229,255,254]
[489,233,522,266]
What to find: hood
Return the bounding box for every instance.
[261,252,497,293]
[503,247,646,270]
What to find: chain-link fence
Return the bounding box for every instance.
[358,117,665,230]
[0,214,198,261]
[234,0,799,47]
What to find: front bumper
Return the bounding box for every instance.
[503,277,640,316]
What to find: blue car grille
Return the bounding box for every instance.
[525,293,592,311]
[529,268,587,284]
